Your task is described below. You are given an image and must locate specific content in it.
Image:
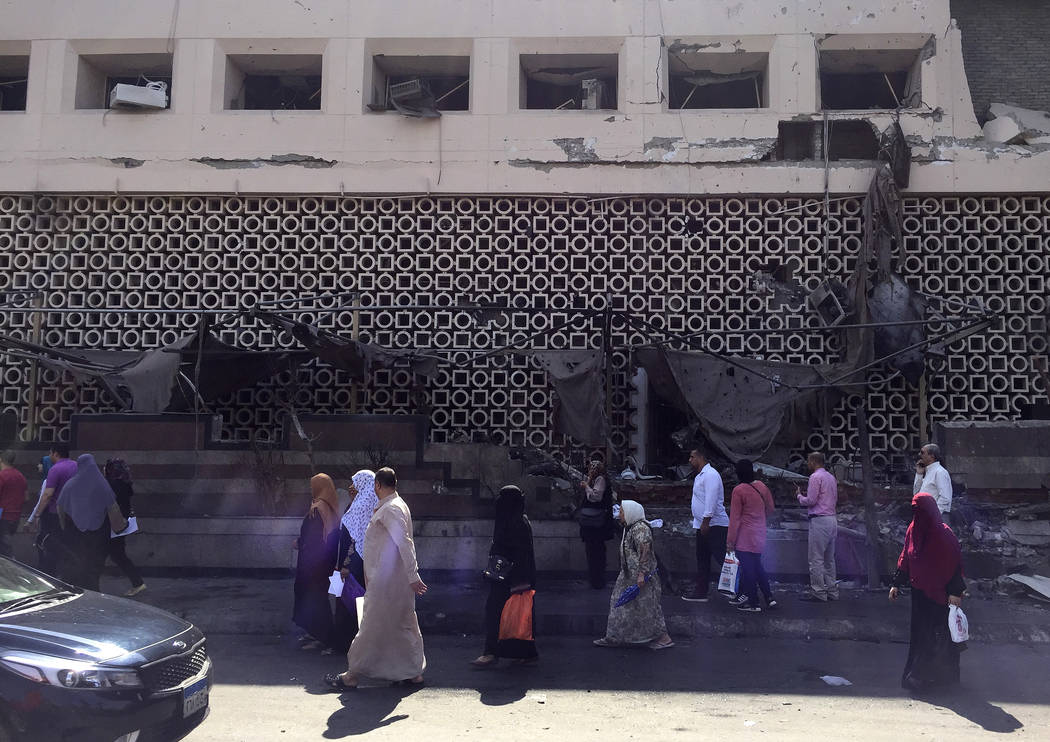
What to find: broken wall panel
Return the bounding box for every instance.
[667,48,768,109]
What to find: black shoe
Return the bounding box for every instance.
[681,592,709,603]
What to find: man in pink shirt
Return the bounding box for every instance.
[796,452,838,602]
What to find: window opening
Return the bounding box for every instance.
[667,50,767,109]
[520,53,618,111]
[225,55,322,111]
[368,55,469,117]
[0,55,29,111]
[819,49,921,110]
[75,53,173,110]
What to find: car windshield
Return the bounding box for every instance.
[0,558,63,605]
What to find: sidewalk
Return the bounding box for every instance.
[99,572,1050,644]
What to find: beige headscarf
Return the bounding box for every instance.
[309,473,340,544]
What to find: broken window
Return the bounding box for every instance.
[74,53,173,110]
[819,49,921,110]
[774,120,881,161]
[368,55,469,116]
[225,55,322,111]
[668,50,767,109]
[520,53,617,111]
[0,55,29,112]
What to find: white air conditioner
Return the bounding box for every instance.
[109,82,168,110]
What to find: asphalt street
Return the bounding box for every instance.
[183,633,1048,741]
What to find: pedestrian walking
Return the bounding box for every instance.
[593,500,673,649]
[472,485,538,668]
[26,444,76,577]
[727,460,777,613]
[796,452,838,602]
[293,473,340,652]
[330,469,377,654]
[103,458,146,597]
[56,454,127,591]
[913,444,952,513]
[577,458,614,589]
[889,492,966,693]
[0,451,27,558]
[682,447,728,602]
[325,467,427,690]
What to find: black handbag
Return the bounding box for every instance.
[576,506,608,529]
[482,554,514,583]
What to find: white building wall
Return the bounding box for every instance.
[1,0,1045,194]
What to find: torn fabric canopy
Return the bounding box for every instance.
[636,347,844,463]
[251,311,439,378]
[532,350,607,447]
[3,330,303,413]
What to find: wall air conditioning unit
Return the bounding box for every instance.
[109,81,168,110]
[581,79,605,110]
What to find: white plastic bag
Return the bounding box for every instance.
[948,604,969,643]
[717,551,740,595]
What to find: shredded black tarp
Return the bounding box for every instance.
[637,347,845,463]
[532,350,607,447]
[0,330,304,413]
[251,311,439,378]
[868,274,927,385]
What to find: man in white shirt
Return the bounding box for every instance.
[683,447,729,603]
[913,443,952,513]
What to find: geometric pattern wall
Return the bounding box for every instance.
[0,193,1047,477]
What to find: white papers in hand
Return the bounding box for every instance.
[110,516,138,538]
[328,570,345,597]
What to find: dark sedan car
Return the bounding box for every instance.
[0,557,211,742]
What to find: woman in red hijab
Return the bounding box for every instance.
[889,493,966,692]
[293,474,340,652]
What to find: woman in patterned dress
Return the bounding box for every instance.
[593,500,673,650]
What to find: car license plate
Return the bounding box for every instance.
[182,677,209,717]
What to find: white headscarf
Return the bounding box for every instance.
[341,469,377,559]
[620,499,646,526]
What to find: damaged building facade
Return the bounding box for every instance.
[0,0,1048,534]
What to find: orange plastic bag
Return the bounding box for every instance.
[498,589,535,642]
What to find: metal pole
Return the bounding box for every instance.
[25,294,43,441]
[856,403,882,590]
[350,293,360,414]
[603,303,614,467]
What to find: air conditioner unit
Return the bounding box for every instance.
[581,79,605,110]
[109,81,168,110]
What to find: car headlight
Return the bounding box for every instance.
[0,653,143,689]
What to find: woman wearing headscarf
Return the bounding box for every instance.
[472,485,538,668]
[103,459,146,597]
[293,473,340,651]
[56,454,127,591]
[890,492,966,693]
[330,470,378,654]
[727,459,777,613]
[593,500,673,649]
[577,458,614,590]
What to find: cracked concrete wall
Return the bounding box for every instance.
[0,0,1047,194]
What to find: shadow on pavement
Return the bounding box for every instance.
[322,685,423,738]
[919,689,1024,734]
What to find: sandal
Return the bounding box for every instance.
[592,638,616,648]
[470,655,498,668]
[648,639,675,650]
[323,672,357,692]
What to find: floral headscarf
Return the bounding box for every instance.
[341,470,378,559]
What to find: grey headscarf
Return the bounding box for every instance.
[57,454,116,532]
